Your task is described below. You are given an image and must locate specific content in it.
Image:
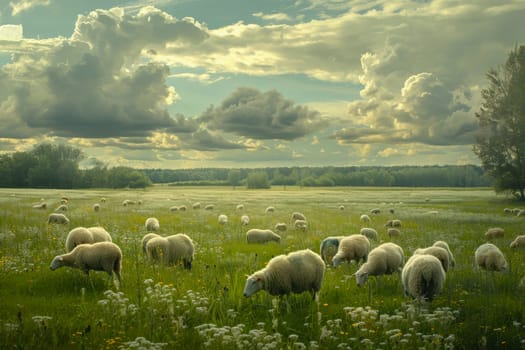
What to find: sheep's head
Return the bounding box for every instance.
[243,272,264,297]
[355,270,368,287]
[50,256,64,271]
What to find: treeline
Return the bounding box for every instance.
[0,144,151,189]
[143,165,492,188]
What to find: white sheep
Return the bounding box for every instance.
[354,242,405,287]
[55,204,68,212]
[485,227,504,240]
[145,233,195,269]
[50,241,122,289]
[385,219,402,227]
[145,217,160,232]
[241,215,250,226]
[332,235,370,268]
[243,249,325,299]
[65,226,112,253]
[510,235,525,249]
[33,202,47,209]
[123,199,135,206]
[236,204,245,211]
[475,243,508,272]
[432,240,456,267]
[169,206,179,212]
[360,227,378,241]
[339,205,345,211]
[47,213,70,225]
[370,208,381,215]
[274,223,287,232]
[291,212,306,221]
[265,206,275,214]
[319,236,345,264]
[93,203,100,212]
[178,205,187,211]
[413,246,450,272]
[294,219,308,231]
[141,233,161,254]
[401,254,446,301]
[192,202,201,209]
[387,228,401,238]
[246,229,281,244]
[205,204,214,210]
[360,214,371,223]
[218,214,228,225]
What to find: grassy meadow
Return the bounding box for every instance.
[1,186,525,349]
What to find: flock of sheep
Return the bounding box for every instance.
[43,197,525,305]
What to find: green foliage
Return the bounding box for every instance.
[474,45,525,200]
[246,171,270,189]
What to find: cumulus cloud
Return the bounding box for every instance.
[9,0,50,16]
[200,87,327,140]
[0,24,23,41]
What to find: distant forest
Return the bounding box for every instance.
[143,165,492,188]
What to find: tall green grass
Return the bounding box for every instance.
[0,186,524,349]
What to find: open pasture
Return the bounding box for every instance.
[1,186,524,349]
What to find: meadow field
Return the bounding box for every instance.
[1,186,524,349]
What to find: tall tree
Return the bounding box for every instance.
[473,45,525,200]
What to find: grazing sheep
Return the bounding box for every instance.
[485,227,504,240]
[141,233,161,254]
[354,242,405,287]
[243,249,325,298]
[65,226,113,253]
[178,205,187,211]
[360,214,371,223]
[265,206,275,214]
[319,236,345,264]
[123,199,136,206]
[241,215,250,226]
[55,204,68,212]
[413,246,450,272]
[510,235,525,249]
[432,240,456,267]
[291,212,306,222]
[93,203,100,212]
[517,209,525,217]
[218,214,228,225]
[145,217,160,232]
[332,235,370,268]
[50,241,122,288]
[236,204,245,211]
[294,219,308,231]
[205,204,215,210]
[192,202,201,209]
[47,213,70,225]
[385,219,402,228]
[33,202,47,209]
[370,208,381,215]
[402,254,445,301]
[274,223,287,232]
[101,197,106,203]
[169,206,179,212]
[389,208,395,215]
[475,243,508,272]
[360,227,378,241]
[387,228,401,238]
[246,229,281,244]
[145,234,194,269]
[339,205,345,211]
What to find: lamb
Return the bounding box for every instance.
[485,227,504,240]
[145,233,194,269]
[387,228,401,238]
[141,233,160,254]
[319,236,345,264]
[475,243,508,272]
[510,235,525,249]
[360,227,378,241]
[291,212,306,221]
[241,215,250,226]
[360,214,371,223]
[145,217,160,232]
[50,241,122,289]
[218,214,228,225]
[47,213,70,225]
[294,219,308,231]
[432,240,456,267]
[354,242,405,287]
[401,254,446,301]
[243,249,325,299]
[332,235,370,268]
[413,246,450,272]
[274,223,287,232]
[246,229,281,244]
[65,226,113,253]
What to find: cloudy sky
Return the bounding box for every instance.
[0,0,523,169]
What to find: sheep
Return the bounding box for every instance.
[243,249,325,299]
[33,202,47,209]
[485,227,504,240]
[319,236,345,264]
[332,235,370,268]
[387,228,401,238]
[294,219,308,231]
[401,254,445,302]
[291,212,306,222]
[192,202,201,209]
[169,206,179,212]
[510,235,525,249]
[178,205,187,211]
[518,209,525,217]
[385,219,402,228]
[432,240,456,267]
[122,199,135,206]
[145,233,194,269]
[360,227,378,241]
[370,208,381,215]
[413,246,450,272]
[100,197,106,203]
[360,214,371,223]
[218,214,228,225]
[55,204,68,212]
[354,242,405,287]
[145,217,160,232]
[241,215,250,226]
[246,229,281,244]
[93,203,100,212]
[339,205,345,210]
[50,241,122,289]
[47,213,70,225]
[265,206,275,214]
[236,204,245,211]
[475,243,508,272]
[141,233,161,254]
[205,204,215,210]
[65,226,113,253]
[274,223,287,232]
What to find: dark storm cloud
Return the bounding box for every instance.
[199,87,328,140]
[183,128,245,151]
